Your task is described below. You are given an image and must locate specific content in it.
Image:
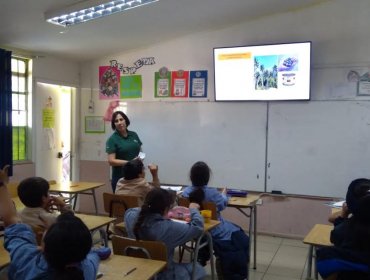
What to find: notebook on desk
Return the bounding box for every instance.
[227,189,248,197]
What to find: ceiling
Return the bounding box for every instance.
[0,0,324,62]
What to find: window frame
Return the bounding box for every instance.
[11,56,31,163]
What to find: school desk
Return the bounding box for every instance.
[227,194,260,269]
[0,240,9,268]
[100,254,166,279]
[303,223,333,280]
[48,181,105,214]
[75,213,116,247]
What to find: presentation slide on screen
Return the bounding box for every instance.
[214,42,311,101]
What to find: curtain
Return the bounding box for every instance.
[0,48,13,175]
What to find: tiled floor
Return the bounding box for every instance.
[202,234,319,280]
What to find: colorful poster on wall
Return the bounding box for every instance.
[120,75,142,98]
[190,70,208,98]
[155,71,171,98]
[99,66,120,99]
[171,70,189,98]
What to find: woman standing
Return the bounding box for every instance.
[106,111,142,192]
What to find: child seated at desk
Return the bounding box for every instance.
[115,158,160,204]
[318,194,370,280]
[181,161,249,280]
[17,177,72,229]
[329,178,370,247]
[124,188,206,280]
[0,165,101,280]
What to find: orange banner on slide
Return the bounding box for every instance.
[218,52,251,60]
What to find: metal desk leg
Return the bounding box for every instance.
[248,207,253,270]
[306,244,313,279]
[253,205,257,269]
[191,232,215,280]
[314,247,318,280]
[92,189,98,214]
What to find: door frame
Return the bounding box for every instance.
[32,78,80,181]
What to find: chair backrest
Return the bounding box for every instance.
[103,192,140,219]
[111,235,168,264]
[178,196,217,220]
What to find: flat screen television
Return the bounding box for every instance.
[213,41,311,101]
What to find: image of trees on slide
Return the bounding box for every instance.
[254,55,278,90]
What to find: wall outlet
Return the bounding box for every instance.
[256,198,263,205]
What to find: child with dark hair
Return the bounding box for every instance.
[182,161,249,280]
[330,178,370,247]
[0,166,102,280]
[17,177,72,229]
[317,194,370,279]
[115,158,160,204]
[124,188,206,280]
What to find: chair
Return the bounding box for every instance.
[317,247,370,280]
[177,196,217,220]
[177,197,217,263]
[111,235,167,268]
[102,193,140,235]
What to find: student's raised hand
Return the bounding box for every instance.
[0,165,10,185]
[148,164,158,176]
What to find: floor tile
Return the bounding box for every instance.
[282,238,309,248]
[263,273,301,280]
[256,235,283,245]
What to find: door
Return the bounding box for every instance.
[35,82,74,182]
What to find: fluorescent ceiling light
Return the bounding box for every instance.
[45,0,158,27]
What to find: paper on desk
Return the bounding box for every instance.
[331,200,345,208]
[161,185,183,192]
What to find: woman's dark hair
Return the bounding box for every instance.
[346,178,370,215]
[123,159,144,180]
[133,188,174,239]
[17,177,49,207]
[350,194,370,252]
[190,161,211,187]
[43,212,92,278]
[111,110,130,130]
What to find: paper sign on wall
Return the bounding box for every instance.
[120,75,142,99]
[171,70,189,98]
[190,70,208,98]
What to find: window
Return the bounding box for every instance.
[11,57,29,161]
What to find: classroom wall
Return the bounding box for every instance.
[10,56,80,182]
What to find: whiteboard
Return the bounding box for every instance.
[267,101,370,197]
[124,101,267,191]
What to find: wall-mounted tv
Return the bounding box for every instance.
[214,41,311,101]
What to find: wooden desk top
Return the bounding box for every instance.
[49,181,104,193]
[227,194,260,208]
[204,219,220,231]
[100,254,166,280]
[0,240,10,268]
[303,224,333,246]
[76,214,116,231]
